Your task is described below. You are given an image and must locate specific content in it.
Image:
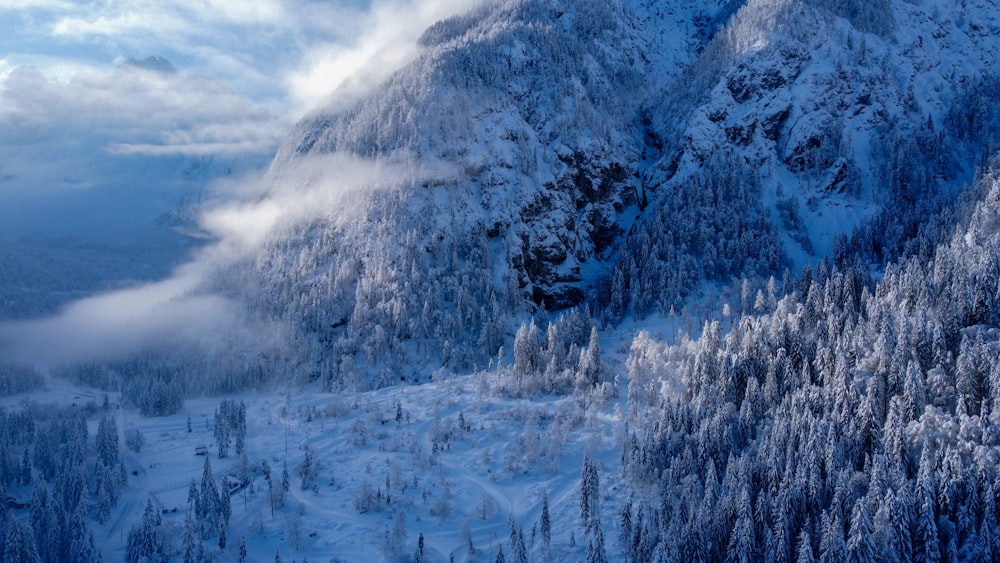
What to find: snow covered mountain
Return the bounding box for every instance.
[226,0,1000,387]
[8,2,1000,562]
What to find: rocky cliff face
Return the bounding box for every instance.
[234,0,1000,386]
[643,0,1000,261]
[269,0,717,311]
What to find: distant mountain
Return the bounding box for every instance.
[209,0,1000,387]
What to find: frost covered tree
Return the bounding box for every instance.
[198,457,221,539]
[587,518,609,563]
[4,518,40,563]
[580,455,600,531]
[513,320,542,390]
[509,523,527,563]
[279,460,290,507]
[126,499,169,563]
[387,510,408,558]
[540,490,552,552]
[576,327,604,389]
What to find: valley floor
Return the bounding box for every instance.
[59,365,635,562]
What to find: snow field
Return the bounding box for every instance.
[96,370,629,562]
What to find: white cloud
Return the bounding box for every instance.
[0,270,240,365]
[0,62,286,156]
[285,0,482,115]
[0,0,75,8]
[0,152,456,365]
[4,0,482,119]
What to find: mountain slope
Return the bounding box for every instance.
[605,0,1000,317]
[226,0,1000,387]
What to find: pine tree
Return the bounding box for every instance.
[390,510,407,557]
[68,524,100,563]
[199,457,221,538]
[263,459,274,517]
[4,518,40,563]
[817,508,845,562]
[914,496,941,563]
[846,498,876,563]
[577,327,604,389]
[540,490,552,551]
[513,320,542,391]
[581,455,600,530]
[127,499,166,563]
[30,483,48,550]
[877,488,914,563]
[588,518,609,563]
[188,478,199,510]
[510,523,528,563]
[220,475,232,526]
[281,460,290,506]
[726,489,755,563]
[620,500,633,562]
[415,532,425,563]
[182,513,197,563]
[795,529,816,563]
[99,416,121,468]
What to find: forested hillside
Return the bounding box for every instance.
[617,161,1000,561]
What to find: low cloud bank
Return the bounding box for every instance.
[0,153,454,367]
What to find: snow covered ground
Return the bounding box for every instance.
[14,367,632,562]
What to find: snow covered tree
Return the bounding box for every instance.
[795,529,816,563]
[126,499,169,563]
[198,457,221,538]
[726,489,755,563]
[540,490,552,552]
[509,523,527,563]
[279,460,290,507]
[415,532,425,563]
[587,518,609,563]
[581,455,600,531]
[263,459,274,516]
[387,510,408,558]
[846,498,876,563]
[513,320,542,390]
[220,474,232,528]
[299,445,318,491]
[4,518,40,563]
[619,500,632,561]
[96,416,121,468]
[182,513,197,563]
[576,327,604,389]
